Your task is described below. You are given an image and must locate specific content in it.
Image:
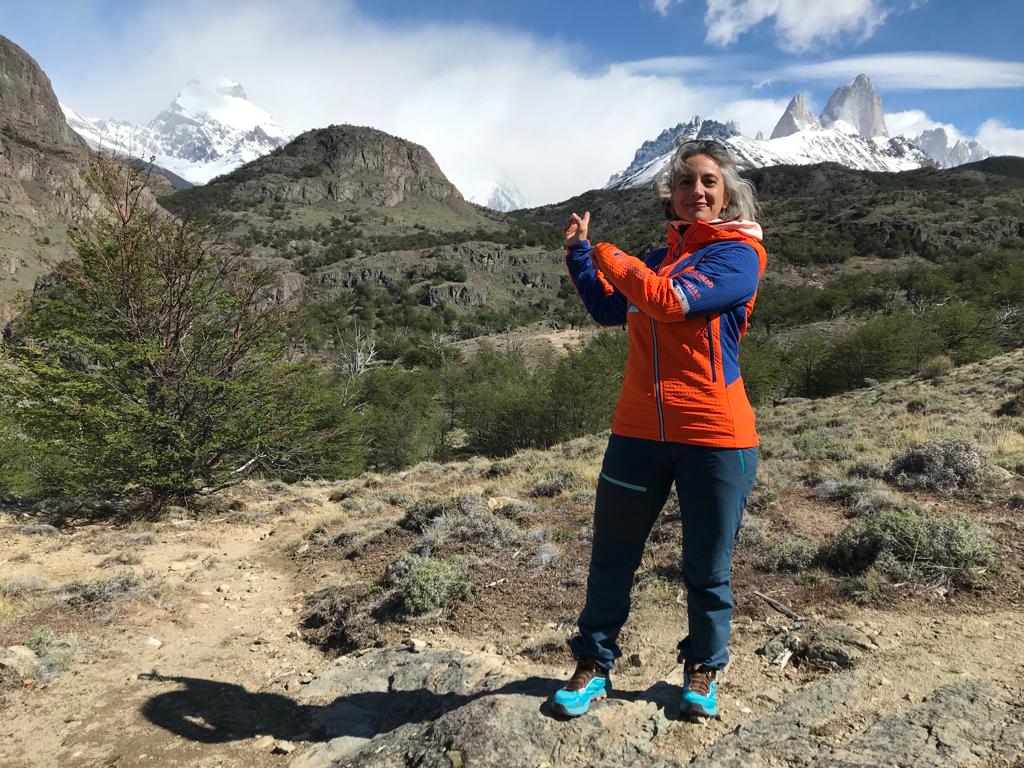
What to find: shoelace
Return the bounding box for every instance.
[567,661,600,691]
[686,666,715,696]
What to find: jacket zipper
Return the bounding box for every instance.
[707,317,717,383]
[650,317,666,441]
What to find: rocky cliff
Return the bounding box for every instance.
[0,34,90,229]
[0,35,95,311]
[189,124,468,210]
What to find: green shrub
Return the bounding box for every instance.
[885,438,984,494]
[919,354,954,379]
[358,365,442,470]
[1,160,363,511]
[755,537,817,572]
[818,509,996,588]
[531,468,581,497]
[422,505,522,552]
[388,554,471,616]
[400,495,456,532]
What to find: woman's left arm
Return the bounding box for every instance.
[590,241,760,321]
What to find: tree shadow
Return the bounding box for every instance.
[139,671,564,745]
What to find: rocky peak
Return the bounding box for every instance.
[771,93,822,139]
[916,127,989,169]
[605,116,740,189]
[0,35,86,152]
[216,124,467,208]
[820,73,888,138]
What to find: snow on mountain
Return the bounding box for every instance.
[770,93,821,139]
[820,74,887,138]
[915,127,989,169]
[606,117,740,190]
[471,179,526,212]
[605,74,965,191]
[61,78,290,185]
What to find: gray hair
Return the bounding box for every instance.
[656,140,760,222]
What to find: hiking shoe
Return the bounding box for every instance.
[681,663,718,718]
[551,659,609,717]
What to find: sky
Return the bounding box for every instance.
[3,0,1024,206]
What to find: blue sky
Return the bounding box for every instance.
[3,0,1023,204]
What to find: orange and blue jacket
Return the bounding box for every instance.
[565,219,767,448]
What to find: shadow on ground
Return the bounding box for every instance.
[140,671,683,744]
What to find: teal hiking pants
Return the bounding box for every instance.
[569,434,758,671]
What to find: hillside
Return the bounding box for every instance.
[0,35,93,318]
[2,346,1022,767]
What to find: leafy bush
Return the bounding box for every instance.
[358,365,442,470]
[1,160,363,512]
[818,509,996,589]
[885,438,985,494]
[919,354,953,379]
[386,554,471,616]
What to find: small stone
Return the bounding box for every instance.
[405,638,427,653]
[216,584,231,593]
[0,646,39,680]
[279,607,294,617]
[272,740,296,755]
[146,637,163,649]
[446,749,464,768]
[168,561,189,572]
[253,735,274,750]
[296,543,310,555]
[740,706,753,714]
[285,678,302,693]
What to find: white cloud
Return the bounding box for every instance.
[652,0,683,16]
[704,0,888,52]
[51,0,720,207]
[779,53,1024,89]
[976,119,1024,157]
[710,98,791,138]
[51,0,837,207]
[885,109,964,141]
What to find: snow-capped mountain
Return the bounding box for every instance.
[606,117,740,189]
[915,127,989,169]
[471,179,526,212]
[770,93,821,139]
[820,73,887,138]
[606,74,986,190]
[62,78,290,185]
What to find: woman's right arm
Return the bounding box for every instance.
[563,212,627,327]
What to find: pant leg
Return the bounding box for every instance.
[569,434,675,670]
[675,446,758,670]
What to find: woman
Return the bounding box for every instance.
[551,140,766,719]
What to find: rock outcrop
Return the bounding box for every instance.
[770,93,822,140]
[288,644,1024,768]
[820,74,888,138]
[209,125,468,209]
[0,34,90,229]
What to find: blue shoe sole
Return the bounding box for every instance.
[551,692,607,717]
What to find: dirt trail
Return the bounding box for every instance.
[2,492,1024,768]
[0,509,328,768]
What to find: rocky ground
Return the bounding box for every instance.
[3,351,1024,768]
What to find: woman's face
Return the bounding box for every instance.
[671,153,729,222]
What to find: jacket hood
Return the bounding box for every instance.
[667,218,763,246]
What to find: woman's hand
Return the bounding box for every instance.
[563,211,591,249]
